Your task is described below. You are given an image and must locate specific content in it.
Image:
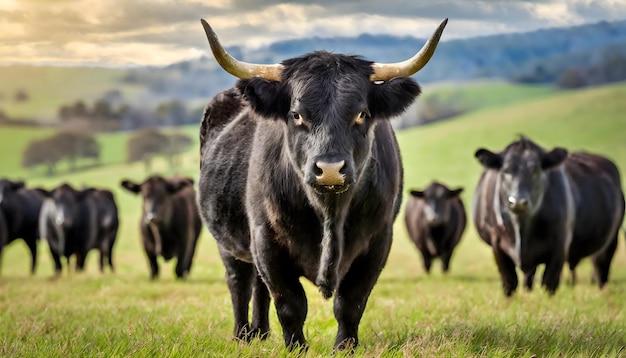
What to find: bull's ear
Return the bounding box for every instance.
[541,147,568,169]
[448,187,464,198]
[237,78,290,120]
[368,77,421,119]
[475,148,502,170]
[120,180,141,194]
[410,190,425,198]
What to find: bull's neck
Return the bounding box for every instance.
[314,193,350,300]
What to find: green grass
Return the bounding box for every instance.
[422,80,556,112]
[1,82,626,357]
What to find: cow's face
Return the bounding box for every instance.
[0,179,24,209]
[475,138,567,215]
[410,183,463,226]
[121,176,190,225]
[239,53,420,195]
[42,184,91,228]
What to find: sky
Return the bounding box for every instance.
[1,0,625,67]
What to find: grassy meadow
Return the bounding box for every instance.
[1,81,626,357]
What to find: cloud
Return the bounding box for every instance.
[0,0,624,66]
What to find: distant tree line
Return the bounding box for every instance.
[126,128,193,171]
[22,132,100,176]
[56,94,204,132]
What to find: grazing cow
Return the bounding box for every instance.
[0,179,45,274]
[88,189,119,273]
[120,175,202,280]
[472,136,625,296]
[405,182,466,274]
[38,183,99,274]
[197,18,447,351]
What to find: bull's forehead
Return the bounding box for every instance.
[424,183,448,199]
[142,177,169,195]
[503,148,541,172]
[292,75,369,118]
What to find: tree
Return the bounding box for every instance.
[23,138,63,176]
[126,128,169,171]
[22,132,101,176]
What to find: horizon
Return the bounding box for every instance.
[1,17,624,69]
[2,0,626,67]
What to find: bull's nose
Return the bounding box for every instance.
[315,160,346,186]
[145,212,157,224]
[508,196,529,213]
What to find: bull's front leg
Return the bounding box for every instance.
[541,231,569,295]
[493,245,518,296]
[251,224,307,351]
[333,228,392,352]
[541,252,565,295]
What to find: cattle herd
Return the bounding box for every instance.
[1,17,625,352]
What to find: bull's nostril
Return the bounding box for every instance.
[313,163,323,176]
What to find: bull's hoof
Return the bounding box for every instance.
[334,337,358,354]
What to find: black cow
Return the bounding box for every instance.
[39,183,100,274]
[405,182,466,274]
[88,189,119,273]
[197,18,447,351]
[120,175,202,280]
[472,136,625,296]
[0,179,45,274]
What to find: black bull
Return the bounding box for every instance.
[472,137,625,296]
[120,175,202,280]
[197,19,447,351]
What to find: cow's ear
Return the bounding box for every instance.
[448,187,464,198]
[120,180,141,194]
[368,77,421,119]
[475,148,503,170]
[541,147,568,169]
[237,78,291,120]
[410,190,425,198]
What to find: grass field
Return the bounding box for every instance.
[1,82,626,357]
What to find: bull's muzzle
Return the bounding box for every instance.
[314,160,351,193]
[508,195,529,214]
[144,212,158,225]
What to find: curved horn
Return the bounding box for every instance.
[201,19,283,81]
[370,18,448,81]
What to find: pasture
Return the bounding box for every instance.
[1,82,626,357]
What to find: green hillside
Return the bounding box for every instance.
[0,66,139,120]
[0,82,625,356]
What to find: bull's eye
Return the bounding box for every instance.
[354,111,368,125]
[292,112,305,126]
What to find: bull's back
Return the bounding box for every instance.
[198,107,255,262]
[471,170,499,246]
[450,198,467,246]
[565,152,625,258]
[404,198,426,245]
